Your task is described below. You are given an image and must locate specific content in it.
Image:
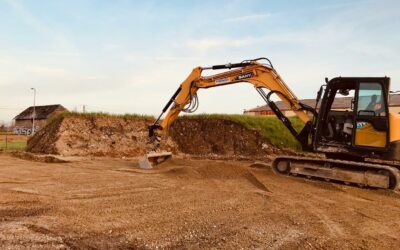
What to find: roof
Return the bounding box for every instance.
[14,104,67,120]
[245,94,400,113]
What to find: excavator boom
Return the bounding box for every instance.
[151,58,315,140]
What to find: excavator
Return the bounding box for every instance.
[139,57,400,190]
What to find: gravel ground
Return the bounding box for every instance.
[0,154,399,249]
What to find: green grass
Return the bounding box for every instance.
[47,111,154,125]
[0,141,27,151]
[178,114,305,150]
[0,132,13,135]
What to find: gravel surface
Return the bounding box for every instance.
[0,154,399,249]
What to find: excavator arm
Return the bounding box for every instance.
[149,58,316,149]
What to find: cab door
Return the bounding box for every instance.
[352,81,389,149]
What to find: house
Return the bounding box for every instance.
[244,94,400,117]
[13,104,68,134]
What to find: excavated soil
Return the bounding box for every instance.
[27,116,288,160]
[27,116,177,157]
[1,154,399,249]
[169,118,284,160]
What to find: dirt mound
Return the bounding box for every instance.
[27,116,288,159]
[169,118,284,160]
[27,116,177,157]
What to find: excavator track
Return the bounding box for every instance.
[272,156,400,190]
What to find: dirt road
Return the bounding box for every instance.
[0,154,399,249]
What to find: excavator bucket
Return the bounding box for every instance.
[138,152,172,169]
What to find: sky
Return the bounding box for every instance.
[1,0,400,124]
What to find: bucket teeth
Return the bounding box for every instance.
[138,157,153,169]
[138,152,172,169]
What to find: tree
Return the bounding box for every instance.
[0,122,5,132]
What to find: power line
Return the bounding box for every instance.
[0,107,25,110]
[0,106,26,108]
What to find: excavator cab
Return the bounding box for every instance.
[315,77,390,159]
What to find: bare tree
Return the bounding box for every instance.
[0,122,5,133]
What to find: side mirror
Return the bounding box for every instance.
[316,86,323,103]
[315,85,325,108]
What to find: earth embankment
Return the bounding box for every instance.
[27,114,292,160]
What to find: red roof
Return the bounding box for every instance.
[245,94,400,113]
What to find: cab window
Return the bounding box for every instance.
[357,83,386,116]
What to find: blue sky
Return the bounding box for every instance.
[1,0,400,123]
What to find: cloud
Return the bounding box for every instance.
[19,50,81,57]
[223,14,270,23]
[24,65,68,78]
[102,43,122,51]
[5,0,77,54]
[185,37,264,52]
[123,54,200,63]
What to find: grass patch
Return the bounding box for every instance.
[178,114,305,150]
[47,111,154,125]
[0,141,27,151]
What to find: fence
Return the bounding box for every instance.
[0,132,28,151]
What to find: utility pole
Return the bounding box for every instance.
[31,88,36,135]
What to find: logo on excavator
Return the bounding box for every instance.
[215,78,231,84]
[236,72,253,80]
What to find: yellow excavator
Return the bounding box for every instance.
[139,57,400,190]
